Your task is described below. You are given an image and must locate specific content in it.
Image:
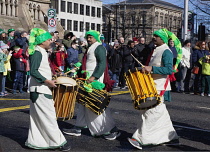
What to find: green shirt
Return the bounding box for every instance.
[91,45,106,79]
[0,52,6,73]
[29,51,47,83]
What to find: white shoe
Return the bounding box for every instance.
[128,138,142,150]
[208,94,210,97]
[201,92,204,96]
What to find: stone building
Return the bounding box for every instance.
[51,0,103,38]
[0,0,63,33]
[102,0,183,42]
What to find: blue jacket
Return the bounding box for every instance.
[66,47,78,67]
[192,49,210,66]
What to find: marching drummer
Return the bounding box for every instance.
[128,29,180,149]
[25,28,71,151]
[63,30,121,140]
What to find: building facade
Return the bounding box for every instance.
[103,0,183,42]
[51,0,102,38]
[0,0,51,32]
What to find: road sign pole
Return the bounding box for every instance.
[184,0,189,41]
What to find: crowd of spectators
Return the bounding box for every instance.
[0,28,210,97]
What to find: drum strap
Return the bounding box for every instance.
[159,75,169,96]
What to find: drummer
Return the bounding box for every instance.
[25,28,71,151]
[128,29,180,149]
[63,30,121,140]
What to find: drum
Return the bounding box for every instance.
[52,76,78,120]
[125,67,161,110]
[76,79,111,115]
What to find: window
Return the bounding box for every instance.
[165,17,168,26]
[86,22,90,31]
[73,21,78,31]
[91,23,95,30]
[160,16,163,26]
[61,1,66,12]
[86,6,90,16]
[67,20,72,31]
[80,4,84,15]
[155,15,158,25]
[91,7,95,17]
[60,19,65,29]
[80,21,84,32]
[97,24,101,32]
[97,8,101,18]
[74,3,78,14]
[50,0,59,13]
[67,2,72,13]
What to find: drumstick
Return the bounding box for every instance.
[131,54,145,68]
[64,67,79,75]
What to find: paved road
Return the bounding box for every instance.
[0,90,210,151]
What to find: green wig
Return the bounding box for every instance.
[85,30,101,43]
[28,28,52,55]
[153,28,182,72]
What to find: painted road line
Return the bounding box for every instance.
[197,106,210,110]
[0,98,30,101]
[0,105,30,112]
[0,91,130,113]
[174,124,210,133]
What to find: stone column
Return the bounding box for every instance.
[11,4,15,16]
[7,3,11,16]
[2,2,6,15]
[15,4,18,17]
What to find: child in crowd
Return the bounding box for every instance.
[2,44,12,96]
[199,55,210,97]
[0,41,7,96]
[54,44,67,72]
[11,46,26,94]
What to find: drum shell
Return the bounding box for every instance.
[52,77,78,120]
[125,67,161,110]
[76,80,111,115]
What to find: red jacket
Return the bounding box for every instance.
[54,51,67,67]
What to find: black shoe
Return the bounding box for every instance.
[60,143,71,151]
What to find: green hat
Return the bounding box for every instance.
[100,34,105,40]
[85,30,101,43]
[0,29,5,35]
[29,28,52,55]
[153,28,182,72]
[8,29,15,34]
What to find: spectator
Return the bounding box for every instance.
[0,41,7,96]
[11,46,26,94]
[168,39,178,92]
[66,41,79,71]
[192,41,210,95]
[199,55,210,97]
[7,29,16,49]
[54,44,67,72]
[0,29,8,44]
[120,40,137,89]
[15,31,29,54]
[62,31,76,49]
[78,36,87,62]
[135,37,148,66]
[109,41,122,88]
[176,40,191,93]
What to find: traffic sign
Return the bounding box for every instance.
[48,9,56,18]
[48,18,56,27]
[188,22,193,31]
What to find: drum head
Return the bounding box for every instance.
[134,97,161,110]
[56,76,77,86]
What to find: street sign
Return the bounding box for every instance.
[48,9,56,18]
[48,18,56,27]
[48,9,56,32]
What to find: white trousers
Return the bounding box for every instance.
[132,99,178,145]
[26,94,66,149]
[75,104,116,136]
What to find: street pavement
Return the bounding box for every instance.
[0,89,210,151]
